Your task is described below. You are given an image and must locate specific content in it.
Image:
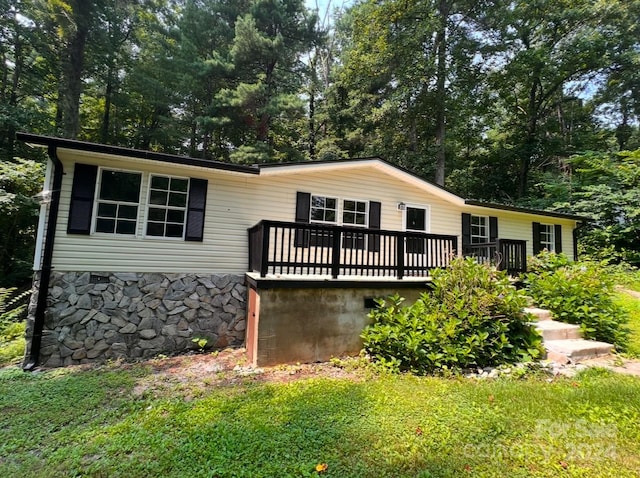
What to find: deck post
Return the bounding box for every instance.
[260,223,270,277]
[495,238,504,271]
[331,226,341,278]
[396,233,404,279]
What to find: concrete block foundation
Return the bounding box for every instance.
[245,275,430,366]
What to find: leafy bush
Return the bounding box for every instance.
[361,258,543,375]
[523,251,629,349]
[0,287,28,366]
[0,159,44,287]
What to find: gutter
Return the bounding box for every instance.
[23,144,64,371]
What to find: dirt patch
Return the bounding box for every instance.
[124,348,362,398]
[621,288,640,300]
[578,356,640,377]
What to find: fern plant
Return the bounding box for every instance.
[0,287,29,366]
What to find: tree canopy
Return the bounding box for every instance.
[2,0,640,286]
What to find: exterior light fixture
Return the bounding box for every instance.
[33,190,52,205]
[397,202,406,211]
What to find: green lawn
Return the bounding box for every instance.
[616,291,640,357]
[1,362,640,478]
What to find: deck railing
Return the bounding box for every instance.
[464,239,527,275]
[248,220,458,279]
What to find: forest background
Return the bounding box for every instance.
[0,0,639,288]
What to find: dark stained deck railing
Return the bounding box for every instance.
[248,220,458,279]
[249,221,527,279]
[463,239,527,276]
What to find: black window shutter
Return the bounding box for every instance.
[554,224,562,253]
[294,192,311,247]
[185,178,207,242]
[368,201,381,252]
[67,163,98,234]
[462,213,471,252]
[295,192,311,223]
[489,216,498,242]
[532,222,541,254]
[572,227,579,261]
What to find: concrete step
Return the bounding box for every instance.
[534,320,582,340]
[524,307,553,321]
[545,339,614,363]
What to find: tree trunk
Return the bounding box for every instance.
[59,1,93,139]
[519,72,540,198]
[433,0,448,186]
[256,61,276,144]
[100,65,114,143]
[5,28,23,160]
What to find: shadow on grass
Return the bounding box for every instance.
[0,364,475,478]
[2,365,640,477]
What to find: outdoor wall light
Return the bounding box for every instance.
[397,202,406,211]
[33,190,52,205]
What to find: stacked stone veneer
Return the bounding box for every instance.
[25,271,247,368]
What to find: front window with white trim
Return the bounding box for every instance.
[471,215,489,244]
[342,199,368,227]
[310,195,338,224]
[95,169,142,235]
[540,224,555,251]
[146,175,189,238]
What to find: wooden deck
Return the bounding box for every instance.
[248,220,527,279]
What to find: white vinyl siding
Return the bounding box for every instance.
[47,149,578,274]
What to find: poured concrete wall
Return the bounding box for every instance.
[246,283,427,366]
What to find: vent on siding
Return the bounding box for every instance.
[90,274,110,284]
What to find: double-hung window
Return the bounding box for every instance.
[69,163,207,241]
[310,196,338,224]
[471,215,489,244]
[95,169,142,235]
[309,195,338,247]
[342,200,368,227]
[539,224,555,251]
[146,175,189,238]
[342,199,368,249]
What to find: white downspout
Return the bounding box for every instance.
[32,158,54,271]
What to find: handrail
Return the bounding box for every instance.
[248,220,458,279]
[248,221,527,279]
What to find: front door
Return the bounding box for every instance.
[404,206,428,253]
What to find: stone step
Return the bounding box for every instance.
[545,339,614,363]
[524,307,553,321]
[534,320,582,340]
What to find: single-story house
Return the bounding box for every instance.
[17,133,586,368]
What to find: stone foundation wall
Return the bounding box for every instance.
[26,271,247,368]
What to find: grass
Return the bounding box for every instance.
[615,291,640,357]
[1,363,640,478]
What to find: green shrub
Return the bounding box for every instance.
[0,287,28,366]
[361,258,543,375]
[523,252,629,349]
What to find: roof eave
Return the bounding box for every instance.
[464,200,589,221]
[16,133,260,175]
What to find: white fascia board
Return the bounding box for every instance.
[56,148,256,177]
[259,159,466,206]
[463,203,580,225]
